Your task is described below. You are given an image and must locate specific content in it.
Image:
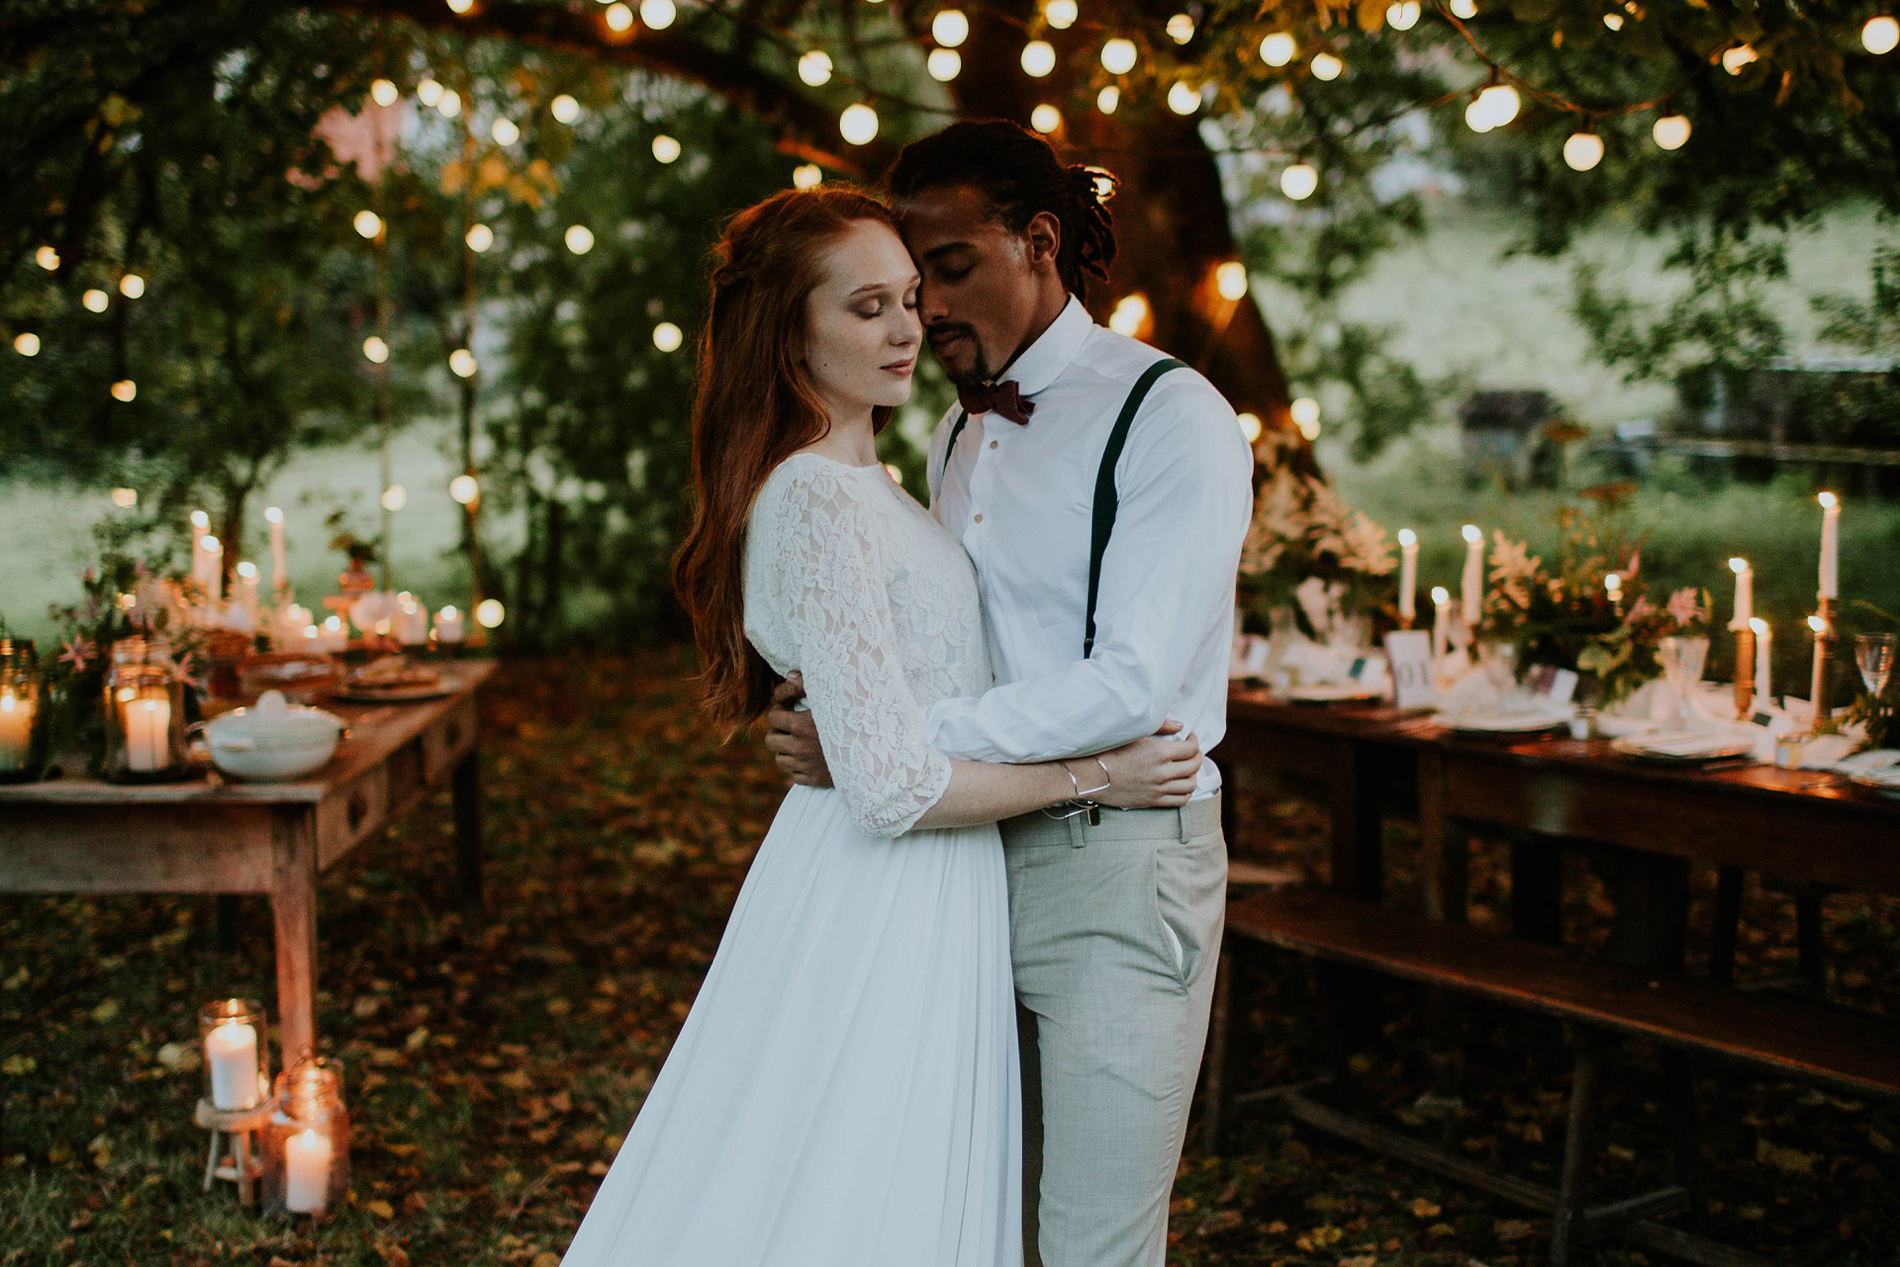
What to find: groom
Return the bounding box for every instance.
[768,119,1252,1267]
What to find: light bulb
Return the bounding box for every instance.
[604,2,634,31]
[111,379,136,402]
[1310,52,1343,80]
[1563,131,1603,171]
[1652,113,1690,150]
[119,274,145,298]
[82,288,109,312]
[491,117,519,145]
[1449,0,1477,16]
[1021,39,1056,77]
[35,246,59,271]
[450,474,480,505]
[792,163,824,189]
[417,77,444,106]
[1386,1,1419,31]
[1108,293,1150,337]
[933,9,969,47]
[1096,85,1120,114]
[437,89,462,118]
[798,50,833,86]
[1237,412,1263,443]
[840,103,879,145]
[1280,162,1318,200]
[1166,13,1194,43]
[640,0,676,28]
[652,134,682,163]
[928,49,962,80]
[476,598,506,629]
[1722,44,1757,74]
[1031,104,1062,134]
[653,321,684,352]
[1044,0,1077,29]
[1465,98,1494,133]
[1167,80,1201,115]
[1477,83,1520,128]
[449,348,479,378]
[565,224,595,254]
[1258,32,1295,66]
[363,335,390,363]
[446,0,473,13]
[371,78,399,107]
[466,223,494,252]
[354,210,384,239]
[1865,15,1899,54]
[382,484,407,512]
[1101,38,1137,74]
[1291,397,1321,438]
[551,93,580,123]
[1603,11,1623,29]
[13,332,41,357]
[1215,260,1248,301]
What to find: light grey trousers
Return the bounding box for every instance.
[1000,796,1226,1267]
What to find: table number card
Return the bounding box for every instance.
[1384,630,1436,709]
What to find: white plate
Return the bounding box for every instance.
[1437,709,1570,735]
[1279,682,1384,703]
[1610,733,1756,763]
[1850,768,1900,798]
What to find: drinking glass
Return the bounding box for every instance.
[1476,638,1520,706]
[1857,633,1896,697]
[1657,635,1710,731]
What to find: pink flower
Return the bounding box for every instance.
[1666,587,1704,627]
[59,637,95,673]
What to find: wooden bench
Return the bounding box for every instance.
[1207,887,1900,1267]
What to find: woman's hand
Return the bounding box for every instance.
[1082,732,1202,809]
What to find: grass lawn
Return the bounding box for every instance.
[4,653,1896,1265]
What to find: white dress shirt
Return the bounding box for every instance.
[923,296,1254,797]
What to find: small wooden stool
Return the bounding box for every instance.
[195,1099,271,1205]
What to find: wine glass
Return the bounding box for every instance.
[1657,635,1710,731]
[1476,638,1520,708]
[1857,633,1896,697]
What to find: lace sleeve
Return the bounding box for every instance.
[770,464,952,838]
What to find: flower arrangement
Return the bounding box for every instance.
[1238,431,1396,642]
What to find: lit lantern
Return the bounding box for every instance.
[1280,162,1318,200]
[1652,113,1691,150]
[798,50,833,86]
[1030,103,1062,134]
[1100,38,1137,74]
[1563,130,1604,171]
[928,49,962,81]
[1167,81,1202,115]
[565,224,596,254]
[840,103,879,145]
[104,637,189,781]
[1865,15,1899,54]
[0,638,44,783]
[261,1056,351,1218]
[466,223,494,252]
[652,134,682,163]
[200,999,269,1112]
[1258,32,1296,66]
[1310,52,1343,80]
[550,93,581,123]
[370,78,399,107]
[1044,0,1077,28]
[640,0,676,28]
[933,9,969,47]
[1021,39,1057,76]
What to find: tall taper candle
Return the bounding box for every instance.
[1751,617,1772,705]
[265,506,288,598]
[189,509,209,557]
[1460,524,1483,628]
[1728,557,1752,629]
[1817,492,1840,599]
[1397,528,1418,627]
[1431,586,1451,668]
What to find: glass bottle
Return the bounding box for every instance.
[103,636,189,781]
[261,1056,351,1217]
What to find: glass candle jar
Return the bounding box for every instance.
[104,636,190,781]
[262,1057,351,1217]
[200,999,270,1111]
[0,638,43,782]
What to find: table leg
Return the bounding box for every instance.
[270,808,319,1069]
[1328,740,1383,904]
[453,750,485,929]
[1417,751,1467,924]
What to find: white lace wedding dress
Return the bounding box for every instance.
[561,452,1021,1267]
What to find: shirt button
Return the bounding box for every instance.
[973,513,984,523]
[989,440,998,449]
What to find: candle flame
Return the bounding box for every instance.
[1461,524,1482,543]
[1430,586,1450,604]
[190,510,210,528]
[1728,557,1748,573]
[1808,615,1828,633]
[201,535,221,553]
[1397,528,1417,547]
[236,561,258,579]
[1,691,14,712]
[265,506,284,524]
[1749,617,1768,636]
[1604,573,1621,592]
[1818,491,1837,509]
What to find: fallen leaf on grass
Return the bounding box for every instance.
[1756,1139,1818,1176]
[1493,1219,1537,1242]
[366,1198,396,1219]
[1408,1198,1442,1219]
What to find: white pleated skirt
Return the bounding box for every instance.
[560,784,1022,1267]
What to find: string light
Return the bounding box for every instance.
[446,0,473,13]
[1168,81,1201,115]
[1100,38,1137,74]
[1385,1,1420,31]
[1280,162,1318,200]
[83,288,109,312]
[551,94,581,123]
[798,50,833,86]
[652,134,682,163]
[1021,39,1056,76]
[640,0,676,28]
[111,379,136,402]
[565,225,596,254]
[1215,260,1248,301]
[119,274,145,298]
[449,348,479,378]
[1310,52,1343,80]
[466,223,494,252]
[928,49,962,80]
[450,474,480,505]
[35,246,59,271]
[1291,396,1321,439]
[491,117,520,145]
[1108,293,1150,338]
[1166,13,1194,43]
[1652,113,1690,150]
[1563,130,1604,170]
[1602,12,1623,30]
[12,332,40,357]
[653,321,684,352]
[437,89,463,118]
[840,103,879,144]
[381,485,407,511]
[1721,44,1757,74]
[604,3,634,31]
[1030,103,1062,133]
[932,9,969,47]
[1865,16,1900,54]
[112,488,138,508]
[370,78,399,107]
[475,599,506,629]
[1237,412,1264,444]
[793,163,824,189]
[1044,0,1077,29]
[417,78,444,106]
[363,335,390,363]
[1449,0,1477,16]
[354,210,384,240]
[1258,32,1296,66]
[1465,83,1520,132]
[1096,85,1120,114]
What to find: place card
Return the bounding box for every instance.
[1383,630,1436,709]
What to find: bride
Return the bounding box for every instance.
[558,186,1202,1266]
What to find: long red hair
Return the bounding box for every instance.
[673,186,898,734]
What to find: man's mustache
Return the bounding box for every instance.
[926,323,978,344]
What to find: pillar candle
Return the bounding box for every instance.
[1460,525,1483,627]
[266,507,288,597]
[123,696,172,773]
[198,536,224,603]
[1817,492,1840,599]
[204,1021,259,1110]
[236,562,260,617]
[285,1128,333,1212]
[396,599,430,646]
[1728,557,1752,629]
[0,688,33,769]
[434,606,465,645]
[1750,617,1771,707]
[1431,586,1450,667]
[1397,529,1418,626]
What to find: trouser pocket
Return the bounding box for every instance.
[1152,830,1227,989]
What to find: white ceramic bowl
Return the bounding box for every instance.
[204,690,344,781]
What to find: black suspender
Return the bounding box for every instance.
[936,356,1187,661]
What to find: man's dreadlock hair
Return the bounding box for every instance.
[887,119,1119,302]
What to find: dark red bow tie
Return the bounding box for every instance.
[956,379,1034,425]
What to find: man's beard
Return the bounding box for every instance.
[927,322,994,388]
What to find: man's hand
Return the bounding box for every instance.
[764,673,833,787]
